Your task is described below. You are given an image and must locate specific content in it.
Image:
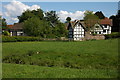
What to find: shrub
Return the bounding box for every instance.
[2,36,43,42]
[2,31,10,36]
[104,32,120,39]
[2,36,68,42]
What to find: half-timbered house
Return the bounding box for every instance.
[67,20,86,41]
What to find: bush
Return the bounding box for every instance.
[2,36,68,42]
[2,36,43,42]
[104,32,120,39]
[2,31,10,36]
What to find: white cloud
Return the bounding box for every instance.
[0,12,2,16]
[57,10,85,22]
[3,0,40,24]
[3,0,94,24]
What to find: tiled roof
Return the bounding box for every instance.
[7,25,14,28]
[9,23,23,30]
[100,17,112,26]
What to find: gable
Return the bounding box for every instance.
[91,23,103,30]
[94,23,102,28]
[73,21,86,30]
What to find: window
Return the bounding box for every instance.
[99,32,101,34]
[104,25,107,28]
[96,26,99,28]
[69,35,72,38]
[103,30,106,33]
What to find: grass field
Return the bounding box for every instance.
[3,63,118,78]
[2,39,119,78]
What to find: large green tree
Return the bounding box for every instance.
[109,10,120,32]
[52,22,68,38]
[20,9,67,38]
[18,9,44,23]
[45,10,67,38]
[45,11,59,24]
[84,10,100,31]
[23,17,50,37]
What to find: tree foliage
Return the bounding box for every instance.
[94,11,105,19]
[18,9,67,38]
[117,10,120,17]
[18,9,44,23]
[109,10,120,32]
[84,11,99,20]
[52,22,68,38]
[0,16,7,27]
[84,11,100,31]
[44,10,67,38]
[23,17,67,38]
[23,17,50,37]
[0,16,7,30]
[66,17,71,22]
[45,11,59,24]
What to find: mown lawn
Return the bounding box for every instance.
[2,39,119,78]
[2,63,118,78]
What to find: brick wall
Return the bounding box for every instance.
[84,32,105,40]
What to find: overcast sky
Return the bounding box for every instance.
[1,0,119,24]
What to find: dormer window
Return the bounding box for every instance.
[96,26,99,28]
[104,25,107,28]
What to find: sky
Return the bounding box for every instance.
[2,0,120,2]
[1,0,119,24]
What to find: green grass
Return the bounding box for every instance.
[2,39,119,78]
[2,63,118,78]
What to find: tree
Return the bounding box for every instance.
[18,9,44,23]
[66,17,71,22]
[2,18,7,27]
[109,10,120,32]
[44,11,59,24]
[23,17,50,37]
[94,11,105,19]
[0,16,7,27]
[117,10,120,17]
[31,9,44,20]
[45,10,67,38]
[54,22,68,37]
[20,9,67,38]
[0,16,7,29]
[84,10,100,31]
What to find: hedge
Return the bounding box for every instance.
[2,36,68,42]
[2,36,43,42]
[104,32,120,39]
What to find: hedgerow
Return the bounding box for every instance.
[2,36,43,42]
[104,32,120,39]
